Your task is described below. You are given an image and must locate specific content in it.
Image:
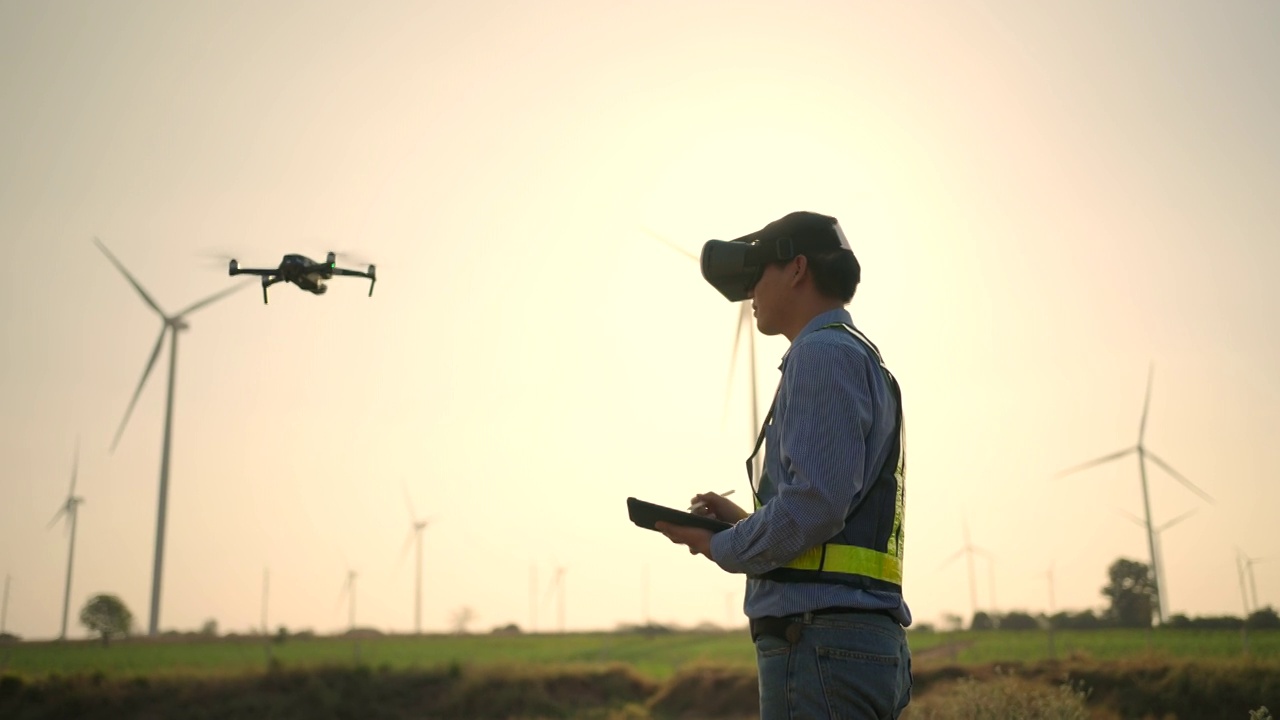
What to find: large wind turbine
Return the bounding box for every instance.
[641,228,763,482]
[47,440,84,641]
[93,238,246,636]
[1056,364,1213,625]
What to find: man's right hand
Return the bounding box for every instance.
[690,492,749,523]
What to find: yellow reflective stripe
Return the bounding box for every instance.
[782,543,904,585]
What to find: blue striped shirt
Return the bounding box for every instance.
[709,307,912,626]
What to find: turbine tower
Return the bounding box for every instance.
[1056,364,1212,625]
[641,228,763,481]
[1,574,10,637]
[47,440,85,641]
[399,484,430,635]
[94,238,246,636]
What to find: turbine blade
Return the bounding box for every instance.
[1158,507,1198,532]
[402,482,418,523]
[69,438,80,496]
[175,281,251,317]
[722,308,746,428]
[111,325,168,453]
[1146,451,1214,504]
[745,306,760,445]
[1054,447,1135,478]
[937,548,965,570]
[47,506,68,530]
[1139,363,1154,444]
[1115,507,1145,528]
[93,237,166,317]
[396,529,414,572]
[638,226,697,262]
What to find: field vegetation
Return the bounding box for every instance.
[2,628,1278,718]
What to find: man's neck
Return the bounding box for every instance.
[782,299,847,342]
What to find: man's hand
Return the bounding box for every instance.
[689,491,749,523]
[656,521,715,560]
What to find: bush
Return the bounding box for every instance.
[903,673,1089,720]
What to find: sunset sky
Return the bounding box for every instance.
[2,0,1278,641]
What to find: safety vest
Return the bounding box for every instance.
[746,322,906,594]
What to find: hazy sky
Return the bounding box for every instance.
[2,0,1278,641]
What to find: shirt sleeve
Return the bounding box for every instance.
[711,336,874,575]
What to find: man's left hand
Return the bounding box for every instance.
[655,521,715,560]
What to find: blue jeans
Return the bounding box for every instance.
[755,610,912,719]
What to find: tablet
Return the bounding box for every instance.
[627,497,733,533]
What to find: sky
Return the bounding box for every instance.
[2,0,1278,641]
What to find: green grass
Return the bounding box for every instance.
[2,628,1277,682]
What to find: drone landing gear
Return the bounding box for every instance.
[262,275,272,304]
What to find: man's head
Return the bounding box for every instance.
[701,211,860,338]
[701,211,860,303]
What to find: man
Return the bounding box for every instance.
[656,210,912,719]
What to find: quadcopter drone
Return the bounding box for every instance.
[229,252,376,304]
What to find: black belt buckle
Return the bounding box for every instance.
[750,616,803,644]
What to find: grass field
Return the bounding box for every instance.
[3,627,1278,681]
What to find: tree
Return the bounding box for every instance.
[450,606,476,634]
[1101,558,1156,628]
[79,594,133,646]
[999,611,1040,630]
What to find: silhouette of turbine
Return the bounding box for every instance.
[1056,364,1212,625]
[94,237,247,635]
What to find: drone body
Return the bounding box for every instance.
[229,252,376,304]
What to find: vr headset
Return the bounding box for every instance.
[700,212,850,303]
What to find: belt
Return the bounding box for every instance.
[749,607,898,644]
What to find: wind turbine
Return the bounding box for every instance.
[337,567,358,632]
[398,484,430,635]
[937,519,994,624]
[93,238,247,636]
[1237,550,1274,614]
[1055,364,1212,625]
[47,440,84,641]
[543,564,566,633]
[1117,507,1197,618]
[640,227,763,482]
[1,574,11,637]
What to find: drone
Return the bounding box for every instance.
[228,252,376,304]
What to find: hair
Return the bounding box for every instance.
[774,248,861,302]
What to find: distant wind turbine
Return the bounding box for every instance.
[640,227,763,482]
[1055,364,1212,625]
[338,568,358,632]
[1,574,11,637]
[94,237,248,636]
[937,519,994,623]
[47,440,84,641]
[1117,506,1197,615]
[398,484,431,635]
[543,564,566,633]
[1237,549,1274,614]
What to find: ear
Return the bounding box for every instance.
[788,255,809,289]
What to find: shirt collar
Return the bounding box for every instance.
[779,307,854,369]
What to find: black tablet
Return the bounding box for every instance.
[627,497,733,533]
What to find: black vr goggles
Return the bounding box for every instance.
[699,211,850,303]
